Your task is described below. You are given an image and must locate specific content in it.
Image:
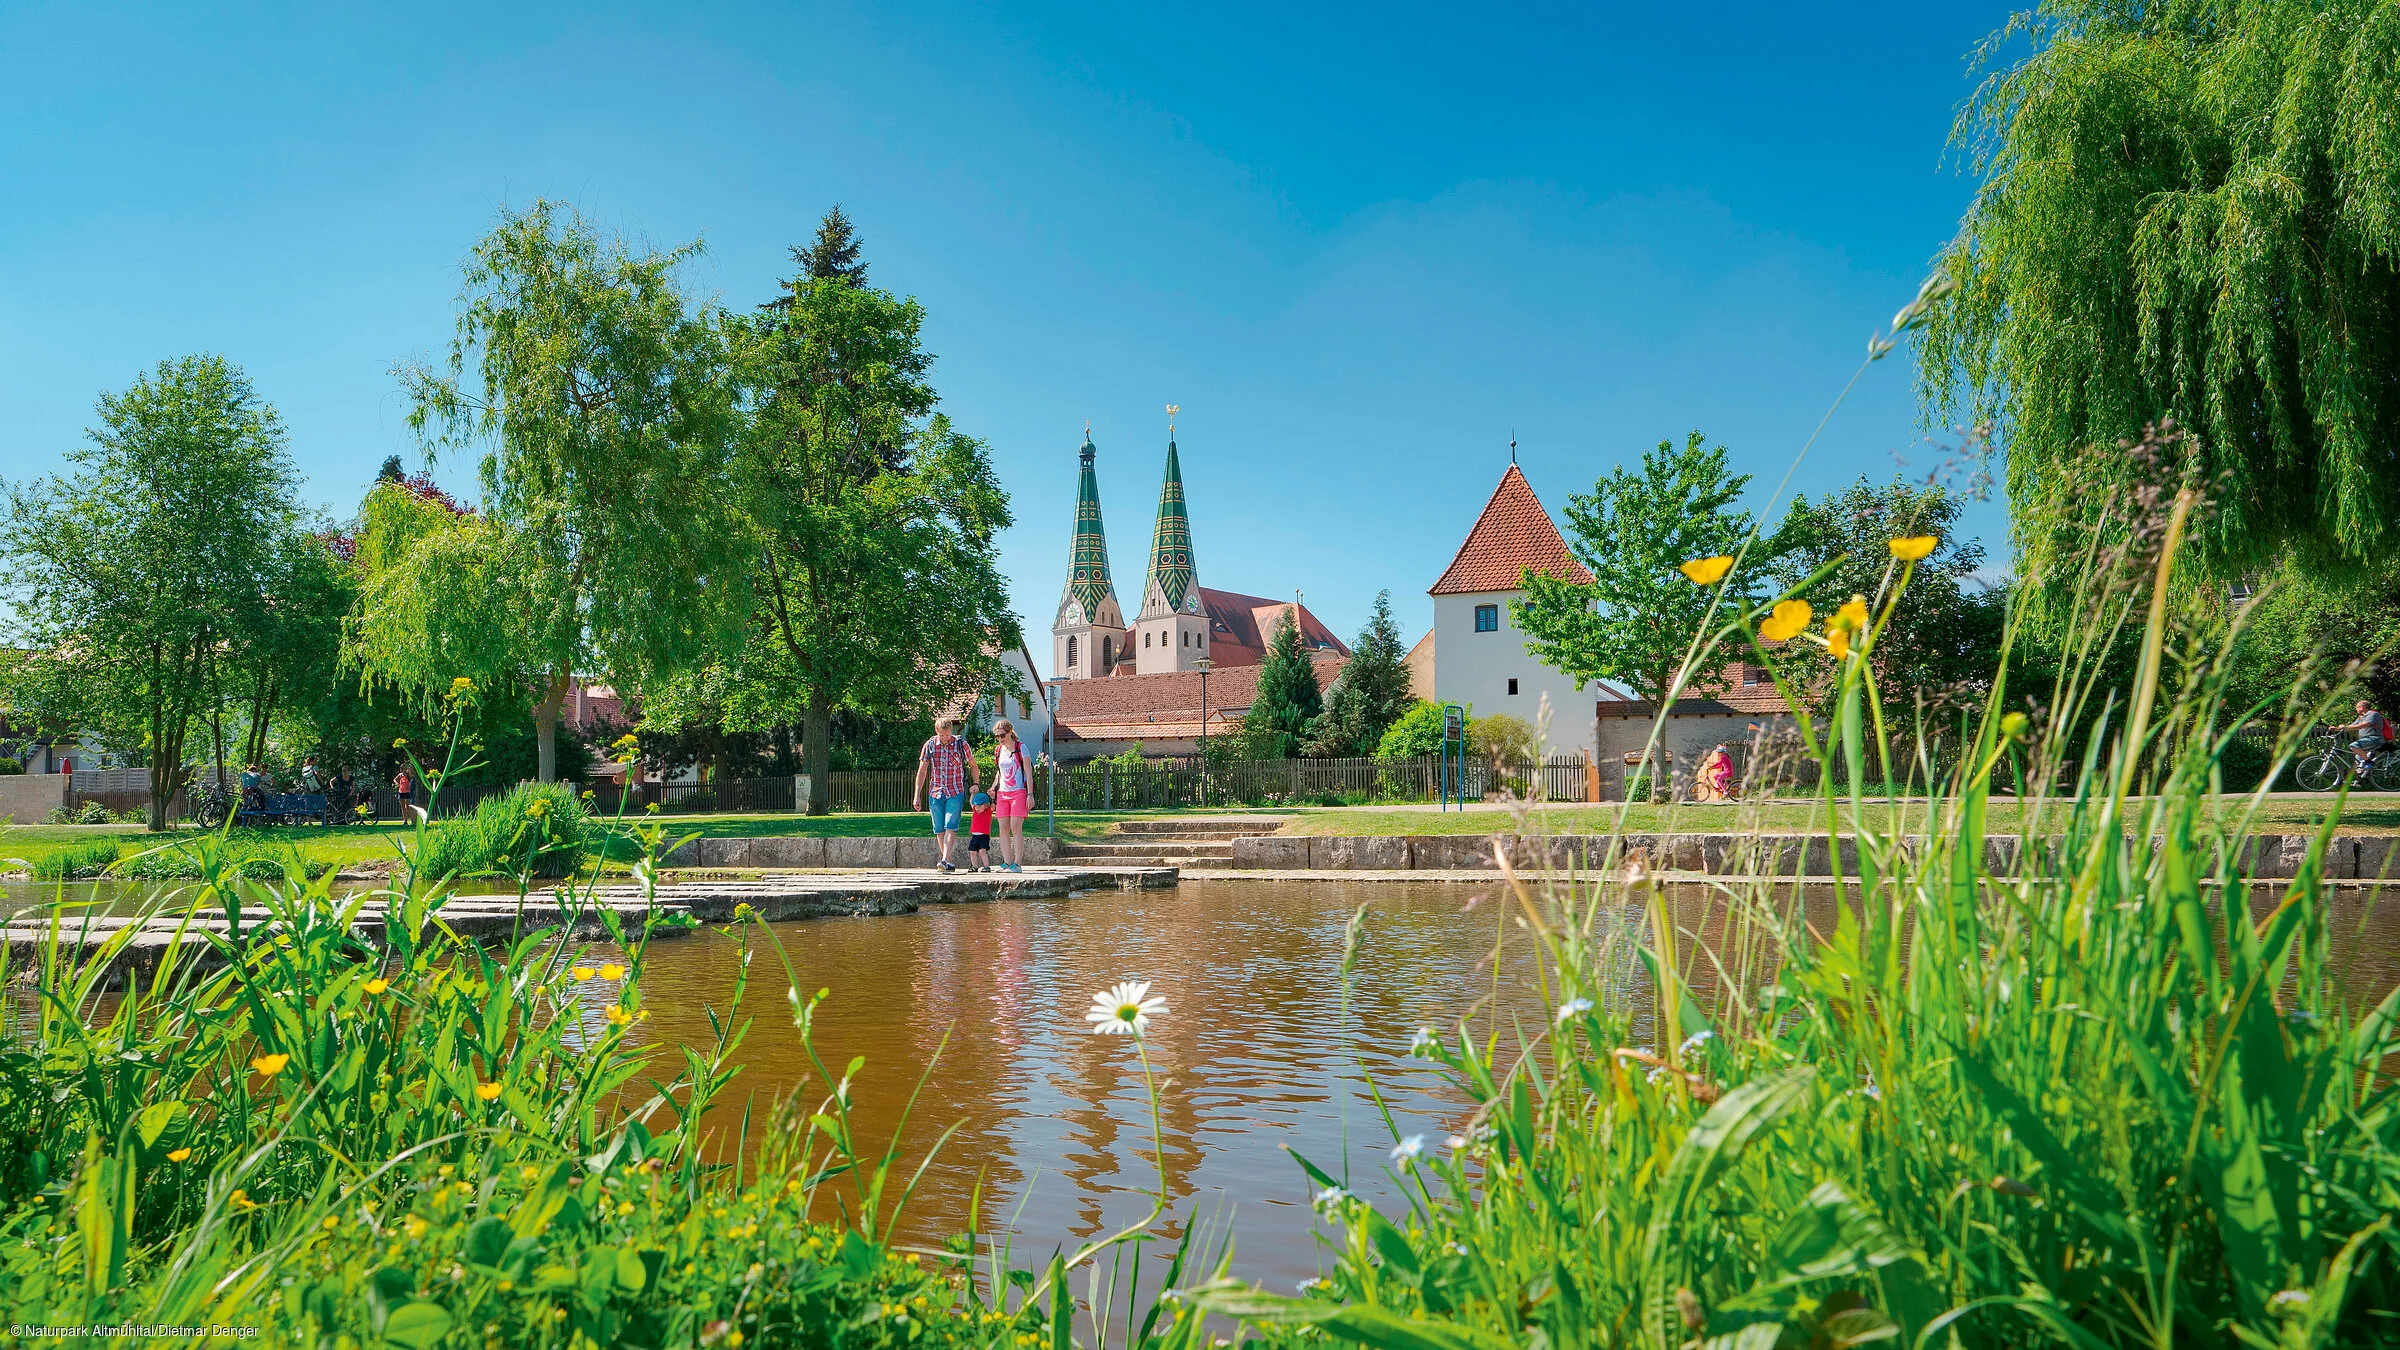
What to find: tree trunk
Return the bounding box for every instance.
[804,690,833,816]
[534,671,569,784]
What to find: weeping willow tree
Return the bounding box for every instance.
[1919,0,2400,589]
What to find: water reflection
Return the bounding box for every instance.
[612,880,1555,1286]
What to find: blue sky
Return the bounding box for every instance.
[0,2,2013,676]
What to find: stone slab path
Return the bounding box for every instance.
[0,865,1178,980]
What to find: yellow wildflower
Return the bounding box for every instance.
[599,963,625,980]
[322,1215,339,1231]
[571,966,596,981]
[1758,599,1811,642]
[393,737,408,750]
[404,1217,428,1240]
[1887,535,1936,561]
[521,1165,540,1182]
[229,1189,255,1210]
[1678,555,1734,586]
[605,1006,634,1026]
[1837,595,1870,629]
[475,1082,503,1102]
[364,977,389,996]
[526,799,550,819]
[1824,595,1870,660]
[2000,711,2030,741]
[252,1054,290,1078]
[166,1148,192,1163]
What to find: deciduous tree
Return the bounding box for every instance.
[1514,431,1754,708]
[379,201,745,781]
[0,355,306,827]
[1920,0,2400,587]
[666,212,1017,813]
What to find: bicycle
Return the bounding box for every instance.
[2290,727,2400,791]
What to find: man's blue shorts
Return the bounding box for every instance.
[927,793,966,833]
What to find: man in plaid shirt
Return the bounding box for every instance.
[911,717,981,872]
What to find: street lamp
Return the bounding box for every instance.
[1194,657,1212,805]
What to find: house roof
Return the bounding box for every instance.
[1051,654,1346,740]
[1429,464,1592,596]
[1594,673,1792,718]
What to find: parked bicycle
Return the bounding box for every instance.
[2291,726,2400,791]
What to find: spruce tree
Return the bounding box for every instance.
[1242,609,1323,759]
[798,205,867,284]
[1312,590,1414,756]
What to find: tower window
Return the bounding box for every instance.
[1180,631,1188,648]
[1144,631,1152,648]
[1507,678,1519,695]
[1067,636,1078,669]
[1474,604,1499,632]
[1102,637,1113,668]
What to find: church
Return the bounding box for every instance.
[1047,424,1348,759]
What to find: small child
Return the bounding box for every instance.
[965,792,994,872]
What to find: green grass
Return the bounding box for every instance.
[1273,795,2400,835]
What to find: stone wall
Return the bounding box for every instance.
[0,774,68,825]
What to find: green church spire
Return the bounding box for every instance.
[1141,431,1199,617]
[1055,428,1119,628]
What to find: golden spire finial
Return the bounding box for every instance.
[1165,403,1179,436]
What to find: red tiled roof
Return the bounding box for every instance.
[1052,655,1346,740]
[1429,464,1592,595]
[1594,671,1792,718]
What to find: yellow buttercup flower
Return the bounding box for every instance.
[1678,555,1734,586]
[166,1148,192,1163]
[1825,594,1871,660]
[229,1189,255,1210]
[1887,535,1936,561]
[252,1054,291,1078]
[449,676,474,698]
[474,1082,503,1101]
[605,1006,634,1026]
[571,967,596,981]
[1758,599,1811,642]
[392,737,408,750]
[599,964,625,981]
[364,978,389,996]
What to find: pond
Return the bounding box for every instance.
[603,878,1565,1291]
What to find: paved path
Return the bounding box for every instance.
[0,865,1177,979]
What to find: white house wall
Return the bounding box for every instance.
[1429,590,1595,757]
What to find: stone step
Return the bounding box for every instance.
[1061,840,1236,858]
[1099,827,1267,841]
[1107,818,1288,836]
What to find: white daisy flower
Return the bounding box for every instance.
[1407,1027,1438,1058]
[1390,1134,1426,1165]
[1086,980,1167,1036]
[1556,997,1594,1024]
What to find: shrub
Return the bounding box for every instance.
[111,833,327,881]
[416,781,589,881]
[0,758,20,775]
[1373,700,1471,761]
[28,839,119,880]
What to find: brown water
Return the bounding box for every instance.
[599,879,1574,1288]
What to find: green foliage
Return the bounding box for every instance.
[418,782,590,881]
[1373,700,1470,762]
[1197,493,2400,1348]
[0,759,20,776]
[1468,711,1536,764]
[1920,0,2400,586]
[28,839,118,880]
[1241,611,1324,759]
[383,200,747,781]
[0,354,312,829]
[1311,591,1415,757]
[1763,477,2009,704]
[2228,559,2400,715]
[1515,430,1754,706]
[656,210,1019,815]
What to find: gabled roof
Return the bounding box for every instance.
[1429,464,1592,595]
[1050,654,1346,740]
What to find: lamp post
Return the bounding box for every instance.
[1194,657,1212,805]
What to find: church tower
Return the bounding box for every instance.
[1053,427,1127,680]
[1132,413,1211,675]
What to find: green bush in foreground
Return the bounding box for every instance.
[1186,496,2400,1347]
[27,838,120,881]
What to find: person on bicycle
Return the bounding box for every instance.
[2331,700,2391,776]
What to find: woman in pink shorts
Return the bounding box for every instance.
[990,719,1033,872]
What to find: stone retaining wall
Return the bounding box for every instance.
[1231,832,2400,879]
[664,835,1058,870]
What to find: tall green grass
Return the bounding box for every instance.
[1183,494,2400,1346]
[416,781,591,881]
